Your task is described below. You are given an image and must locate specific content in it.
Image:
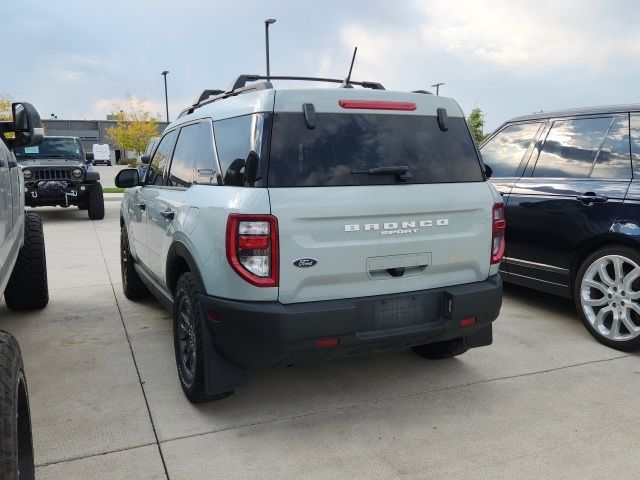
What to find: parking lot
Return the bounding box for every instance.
[0,199,638,479]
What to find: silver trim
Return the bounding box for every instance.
[504,257,569,275]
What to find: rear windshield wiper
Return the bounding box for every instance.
[351,165,412,182]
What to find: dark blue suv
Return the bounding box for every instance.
[481,105,640,351]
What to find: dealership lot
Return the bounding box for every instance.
[0,200,638,480]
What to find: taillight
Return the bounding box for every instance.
[491,203,506,264]
[226,214,279,287]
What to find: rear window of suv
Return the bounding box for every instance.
[267,113,483,187]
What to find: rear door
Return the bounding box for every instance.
[506,114,632,296]
[266,101,495,304]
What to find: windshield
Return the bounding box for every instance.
[267,113,484,187]
[14,137,83,161]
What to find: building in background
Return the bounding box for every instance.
[42,118,169,164]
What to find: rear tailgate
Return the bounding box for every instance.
[271,183,494,304]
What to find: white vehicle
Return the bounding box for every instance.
[116,74,504,403]
[92,143,111,166]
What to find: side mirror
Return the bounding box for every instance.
[85,152,94,161]
[115,168,140,188]
[484,164,493,179]
[9,103,44,149]
[140,155,151,165]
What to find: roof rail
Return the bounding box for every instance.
[178,74,385,118]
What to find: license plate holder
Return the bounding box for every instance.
[357,295,430,332]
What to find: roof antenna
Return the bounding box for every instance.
[341,46,357,89]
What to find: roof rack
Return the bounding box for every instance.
[178,74,385,118]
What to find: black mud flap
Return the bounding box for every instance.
[463,324,493,349]
[201,317,248,395]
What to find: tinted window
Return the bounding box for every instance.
[590,115,631,179]
[14,137,83,161]
[192,122,219,185]
[631,114,640,177]
[481,123,542,177]
[214,114,269,186]
[166,125,199,187]
[147,129,178,186]
[268,113,482,187]
[533,117,612,178]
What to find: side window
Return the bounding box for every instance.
[591,115,631,179]
[213,114,269,186]
[480,122,543,177]
[533,117,612,178]
[192,122,219,185]
[631,114,640,178]
[147,129,178,186]
[166,125,199,188]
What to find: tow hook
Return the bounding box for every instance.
[31,191,38,199]
[64,189,78,207]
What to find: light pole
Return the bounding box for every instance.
[264,18,276,77]
[161,70,169,122]
[430,82,445,96]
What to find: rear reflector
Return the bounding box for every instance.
[207,310,221,322]
[315,337,340,349]
[459,316,477,327]
[338,100,417,111]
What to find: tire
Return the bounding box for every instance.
[0,331,35,480]
[4,214,49,311]
[87,183,105,220]
[574,245,640,351]
[120,225,149,300]
[412,338,468,359]
[173,272,233,403]
[107,161,112,166]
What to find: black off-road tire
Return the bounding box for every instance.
[412,338,468,359]
[173,272,233,403]
[4,214,49,311]
[87,183,105,220]
[120,225,149,300]
[0,331,35,480]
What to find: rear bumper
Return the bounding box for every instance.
[200,274,502,369]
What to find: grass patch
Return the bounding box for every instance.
[103,188,125,194]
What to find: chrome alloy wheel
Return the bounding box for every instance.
[178,295,197,382]
[580,254,640,342]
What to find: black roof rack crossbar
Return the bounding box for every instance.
[228,75,385,92]
[194,89,224,104]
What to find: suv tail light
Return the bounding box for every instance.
[226,214,279,287]
[491,203,506,264]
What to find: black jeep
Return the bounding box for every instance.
[13,136,105,219]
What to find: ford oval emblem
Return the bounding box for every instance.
[293,257,318,268]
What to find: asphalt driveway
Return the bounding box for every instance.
[1,200,639,479]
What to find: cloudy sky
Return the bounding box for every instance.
[1,0,638,131]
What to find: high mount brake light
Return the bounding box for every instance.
[226,214,279,287]
[338,100,417,111]
[491,203,506,264]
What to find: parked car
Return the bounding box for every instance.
[91,143,112,166]
[13,136,105,219]
[481,105,640,351]
[117,75,504,402]
[0,101,49,480]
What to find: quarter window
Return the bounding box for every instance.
[533,117,612,178]
[147,129,178,186]
[631,114,640,177]
[480,122,543,177]
[166,125,199,187]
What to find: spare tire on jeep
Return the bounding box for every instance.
[4,213,48,311]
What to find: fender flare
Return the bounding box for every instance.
[166,240,206,295]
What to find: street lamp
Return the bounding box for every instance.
[161,70,169,123]
[430,82,445,96]
[264,18,276,77]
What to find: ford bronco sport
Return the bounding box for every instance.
[1,101,48,479]
[13,136,105,220]
[116,75,504,402]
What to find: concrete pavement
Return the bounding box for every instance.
[0,201,638,479]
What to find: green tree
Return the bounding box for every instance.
[467,107,486,143]
[106,95,160,160]
[0,93,12,121]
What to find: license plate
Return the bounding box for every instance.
[358,295,427,332]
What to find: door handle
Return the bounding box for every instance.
[576,193,608,204]
[160,209,175,220]
[138,202,146,210]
